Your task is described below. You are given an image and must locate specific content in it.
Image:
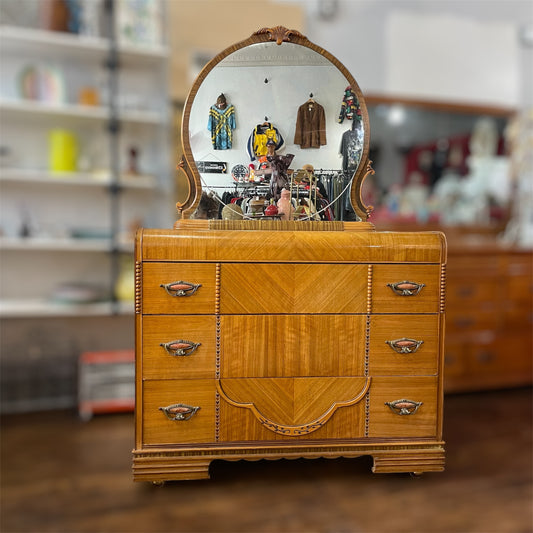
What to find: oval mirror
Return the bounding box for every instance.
[177,27,373,224]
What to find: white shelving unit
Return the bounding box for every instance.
[0,1,173,414]
[0,12,173,319]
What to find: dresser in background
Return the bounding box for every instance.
[445,240,532,392]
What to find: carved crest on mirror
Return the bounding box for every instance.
[176,26,374,225]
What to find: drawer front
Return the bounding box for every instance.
[447,280,499,309]
[372,264,441,314]
[368,315,439,376]
[142,316,216,379]
[218,376,368,442]
[142,262,216,315]
[220,315,366,377]
[142,379,215,445]
[220,263,368,314]
[368,376,439,438]
[447,308,500,332]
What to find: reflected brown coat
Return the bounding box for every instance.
[294,101,327,148]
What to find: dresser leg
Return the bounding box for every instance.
[371,448,445,474]
[133,454,212,482]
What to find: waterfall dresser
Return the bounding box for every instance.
[133,221,446,481]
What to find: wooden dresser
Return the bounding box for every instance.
[132,221,446,481]
[445,241,532,392]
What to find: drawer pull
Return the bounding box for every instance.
[159,404,200,421]
[386,338,424,354]
[385,399,423,415]
[387,280,425,296]
[160,280,201,297]
[160,340,201,357]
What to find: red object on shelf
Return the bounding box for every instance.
[78,349,135,420]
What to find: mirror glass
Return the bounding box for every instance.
[185,41,366,221]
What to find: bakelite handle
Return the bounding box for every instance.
[385,399,423,415]
[160,340,201,357]
[387,280,425,296]
[385,338,424,354]
[159,404,200,421]
[160,280,202,297]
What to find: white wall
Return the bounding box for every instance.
[188,42,363,191]
[275,0,533,108]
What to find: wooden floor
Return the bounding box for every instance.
[1,387,532,533]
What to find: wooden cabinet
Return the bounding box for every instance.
[444,244,533,392]
[133,222,446,481]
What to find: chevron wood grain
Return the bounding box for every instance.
[220,264,368,314]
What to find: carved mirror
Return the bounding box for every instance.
[176,26,373,224]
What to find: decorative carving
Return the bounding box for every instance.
[254,26,306,45]
[440,263,447,313]
[364,161,375,217]
[135,261,142,314]
[257,418,323,436]
[216,378,371,436]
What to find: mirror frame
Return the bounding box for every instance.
[176,26,373,222]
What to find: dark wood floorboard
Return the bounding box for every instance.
[1,388,532,533]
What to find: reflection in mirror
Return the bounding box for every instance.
[363,103,510,228]
[184,39,366,222]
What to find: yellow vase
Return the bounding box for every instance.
[49,129,78,172]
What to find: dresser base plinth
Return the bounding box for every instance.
[371,448,445,474]
[133,443,445,482]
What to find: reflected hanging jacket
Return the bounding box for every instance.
[247,122,284,160]
[208,104,236,149]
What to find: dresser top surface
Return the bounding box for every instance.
[137,224,446,263]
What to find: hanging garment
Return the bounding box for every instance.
[268,153,294,201]
[338,86,361,124]
[208,104,236,149]
[339,123,364,173]
[293,100,327,148]
[247,122,284,160]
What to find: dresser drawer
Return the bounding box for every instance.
[142,316,216,379]
[220,263,368,314]
[220,315,366,377]
[447,280,499,309]
[218,376,368,442]
[142,379,215,445]
[372,264,441,314]
[368,377,439,438]
[142,262,216,315]
[368,315,439,376]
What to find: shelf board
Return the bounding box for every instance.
[0,236,111,252]
[0,98,164,124]
[0,298,134,318]
[0,25,169,64]
[0,168,157,189]
[0,236,134,253]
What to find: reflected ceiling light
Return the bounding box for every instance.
[388,104,406,125]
